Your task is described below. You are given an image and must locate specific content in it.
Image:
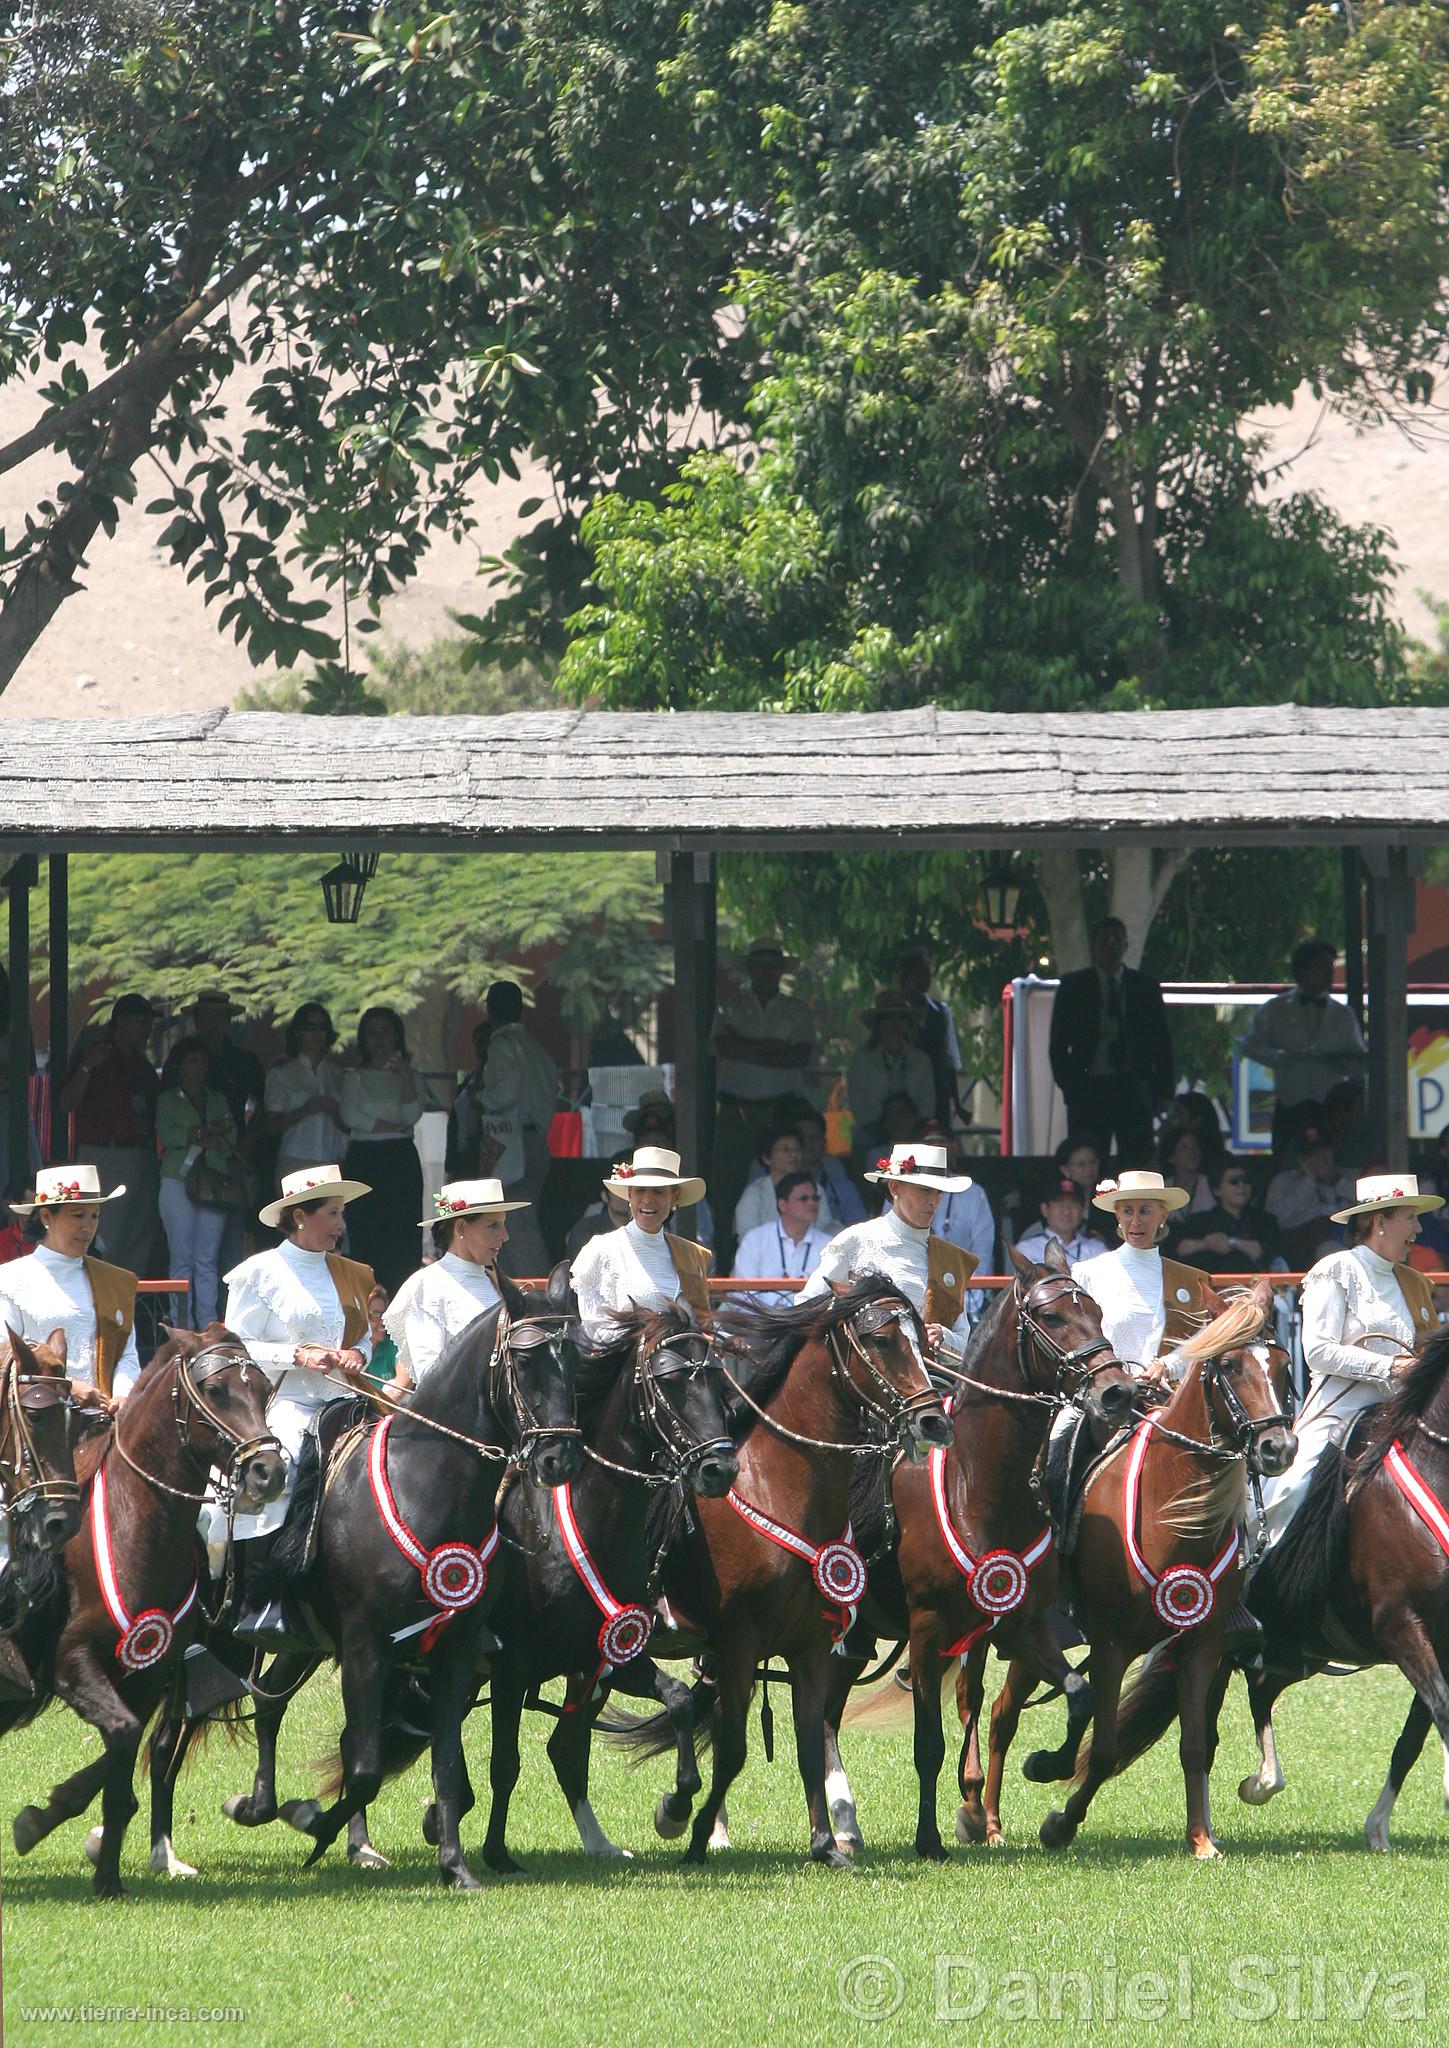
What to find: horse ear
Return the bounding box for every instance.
[1199,1280,1227,1320]
[546,1259,576,1315]
[1249,1275,1273,1321]
[1043,1239,1072,1276]
[1008,1244,1040,1281]
[5,1324,34,1368]
[494,1266,529,1318]
[44,1325,67,1367]
[827,1279,852,1297]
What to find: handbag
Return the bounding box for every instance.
[185,1153,259,1215]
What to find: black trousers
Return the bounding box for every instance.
[342,1138,423,1297]
[1062,1077,1156,1169]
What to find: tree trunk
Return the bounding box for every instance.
[1037,849,1089,970]
[1108,847,1191,963]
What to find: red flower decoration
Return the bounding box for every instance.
[1095,1177,1119,1195]
[878,1155,918,1176]
[37,1179,81,1205]
[614,1164,635,1179]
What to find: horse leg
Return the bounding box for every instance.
[982,1635,1084,1847]
[13,1751,111,1857]
[1365,1692,1432,1853]
[1237,1665,1290,1807]
[222,1652,311,1829]
[910,1629,951,1863]
[953,1645,988,1842]
[1176,1638,1225,1858]
[544,1670,632,1858]
[482,1660,529,1875]
[297,1637,390,1869]
[605,1654,703,1846]
[427,1630,485,1889]
[684,1634,754,1866]
[1040,1645,1126,1851]
[139,1709,202,1877]
[1022,1641,1092,1784]
[823,1650,865,1852]
[24,1647,147,1897]
[1371,1612,1449,1849]
[790,1644,849,1867]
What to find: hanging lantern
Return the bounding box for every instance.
[340,847,380,881]
[321,860,368,924]
[980,853,1023,932]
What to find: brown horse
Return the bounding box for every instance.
[1014,1286,1296,1857]
[7,1324,284,1896]
[612,1275,951,1865]
[0,1328,87,1694]
[817,1246,1138,1858]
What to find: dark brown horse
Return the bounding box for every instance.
[0,1328,87,1694]
[613,1275,951,1865]
[6,1324,284,1896]
[817,1247,1138,1858]
[1016,1287,1296,1857]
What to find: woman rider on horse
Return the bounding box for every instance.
[569,1147,711,1346]
[385,1178,531,1390]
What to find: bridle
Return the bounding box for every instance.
[827,1298,946,1440]
[108,1342,283,1505]
[581,1327,734,1489]
[487,1312,582,1470]
[1014,1274,1125,1405]
[0,1356,80,1522]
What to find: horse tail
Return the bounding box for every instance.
[1251,1442,1349,1638]
[0,1544,70,1731]
[601,1670,721,1766]
[1074,1647,1180,1785]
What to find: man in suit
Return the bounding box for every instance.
[1048,916,1174,1165]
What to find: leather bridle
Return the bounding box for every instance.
[109,1343,283,1505]
[828,1299,946,1440]
[0,1358,80,1522]
[488,1312,583,1470]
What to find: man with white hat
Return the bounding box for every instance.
[1260,1173,1442,1547]
[0,1164,140,1401]
[798,1143,977,1362]
[569,1147,712,1347]
[385,1178,529,1389]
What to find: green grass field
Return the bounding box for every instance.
[2,1661,1447,2048]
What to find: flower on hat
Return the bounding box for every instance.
[36,1180,81,1205]
[614,1164,635,1179]
[1095,1178,1118,1195]
[877,1154,918,1176]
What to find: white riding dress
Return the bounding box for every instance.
[1071,1242,1168,1370]
[0,1245,141,1397]
[798,1209,972,1359]
[570,1221,683,1347]
[385,1252,501,1387]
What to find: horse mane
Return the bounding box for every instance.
[402,1301,508,1428]
[574,1305,695,1433]
[716,1274,919,1425]
[1147,1293,1267,1547]
[1154,1290,1267,1377]
[1351,1324,1449,1484]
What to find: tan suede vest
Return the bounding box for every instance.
[326,1252,376,1351]
[84,1257,137,1397]
[1160,1257,1213,1349]
[926,1238,979,1329]
[665,1233,712,1319]
[1396,1263,1439,1346]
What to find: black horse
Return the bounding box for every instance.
[0,1329,87,1697]
[164,1274,583,1889]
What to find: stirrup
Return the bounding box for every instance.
[232,1596,317,1655]
[1220,1599,1265,1661]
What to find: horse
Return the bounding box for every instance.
[7,1325,284,1897]
[816,1246,1138,1858]
[0,1328,87,1694]
[1202,1320,1449,1851]
[612,1274,952,1866]
[1012,1285,1296,1857]
[203,1278,584,1889]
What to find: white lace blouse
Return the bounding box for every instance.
[0,1247,140,1397]
[385,1252,500,1385]
[223,1241,372,1404]
[571,1221,682,1345]
[1072,1243,1166,1368]
[799,1209,972,1356]
[1301,1245,1414,1386]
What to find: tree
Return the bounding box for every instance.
[557,0,1449,970]
[234,633,556,716]
[0,0,751,698]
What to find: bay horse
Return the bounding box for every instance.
[613,1275,952,1866]
[817,1246,1138,1858]
[1202,1320,1449,1851]
[204,1279,583,1888]
[7,1325,284,1896]
[0,1328,87,1693]
[1017,1286,1296,1857]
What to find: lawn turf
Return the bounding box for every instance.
[2,1661,1447,2047]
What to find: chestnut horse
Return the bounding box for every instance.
[818,1246,1138,1858]
[1016,1287,1296,1857]
[7,1325,284,1896]
[612,1275,951,1866]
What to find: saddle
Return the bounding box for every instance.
[1039,1407,1133,1559]
[271,1394,373,1583]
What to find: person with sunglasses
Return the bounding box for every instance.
[264,1004,345,1189]
[1170,1158,1281,1274]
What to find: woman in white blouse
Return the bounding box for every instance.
[0,1164,140,1402]
[385,1178,527,1389]
[800,1141,975,1361]
[570,1147,711,1346]
[339,1006,425,1295]
[264,1003,345,1185]
[1072,1169,1210,1373]
[1261,1173,1442,1546]
[224,1164,375,1645]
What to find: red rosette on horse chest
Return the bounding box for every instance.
[116,1607,176,1673]
[598,1604,654,1668]
[812,1540,867,1610]
[967,1549,1029,1618]
[422,1543,489,1612]
[1151,1564,1215,1632]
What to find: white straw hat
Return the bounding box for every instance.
[259,1163,371,1230]
[422,1178,531,1227]
[1331,1172,1444,1225]
[10,1164,127,1216]
[863,1142,973,1195]
[602,1145,706,1207]
[1091,1169,1190,1215]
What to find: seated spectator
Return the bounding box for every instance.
[1158,1092,1227,1180]
[1015,1176,1108,1267]
[744,1104,865,1227]
[734,1125,837,1238]
[366,1282,400,1387]
[1265,1124,1354,1269]
[1055,1135,1104,1212]
[1158,1127,1213,1214]
[156,1034,242,1328]
[848,991,935,1166]
[1171,1159,1281,1275]
[732,1171,834,1309]
[565,1151,634,1260]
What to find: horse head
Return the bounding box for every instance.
[1007,1247,1136,1430]
[0,1326,82,1552]
[492,1291,584,1489]
[150,1322,287,1511]
[631,1310,738,1499]
[1160,1282,1297,1478]
[828,1281,951,1460]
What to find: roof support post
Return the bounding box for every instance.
[1341,846,1364,1033]
[1364,845,1411,1163]
[48,853,68,1163]
[662,851,716,1233]
[4,856,36,1192]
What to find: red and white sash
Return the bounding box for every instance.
[1385,1440,1449,1557]
[92,1458,197,1673]
[553,1482,655,1669]
[928,1440,1050,1656]
[368,1415,499,1647]
[1122,1416,1238,1631]
[725,1487,866,1640]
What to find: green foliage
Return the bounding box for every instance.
[233,635,556,716]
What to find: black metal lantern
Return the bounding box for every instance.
[321,859,368,924]
[340,847,380,881]
[980,852,1023,932]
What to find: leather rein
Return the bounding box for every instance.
[106,1343,282,1505]
[0,1356,81,1519]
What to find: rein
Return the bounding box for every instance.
[713,1300,940,1459]
[580,1331,733,1488]
[108,1344,282,1506]
[0,1361,80,1518]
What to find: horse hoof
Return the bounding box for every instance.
[707,1819,731,1852]
[151,1838,198,1878]
[348,1842,390,1869]
[483,1848,526,1876]
[835,1830,863,1856]
[1022,1750,1064,1784]
[815,1844,852,1869]
[915,1837,950,1863]
[13,1806,46,1856]
[986,1831,1007,1850]
[655,1795,690,1841]
[1237,1773,1279,1807]
[955,1803,987,1845]
[443,1863,485,1890]
[422,1803,439,1846]
[1365,1822,1392,1855]
[85,1825,103,1865]
[279,1799,322,1836]
[92,1877,128,1901]
[1192,1836,1223,1860]
[1039,1810,1074,1851]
